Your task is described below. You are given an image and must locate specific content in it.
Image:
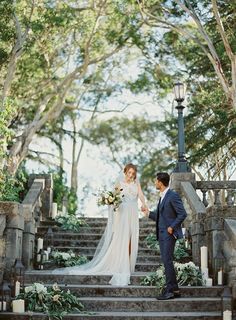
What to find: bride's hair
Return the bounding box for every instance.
[124,163,137,180]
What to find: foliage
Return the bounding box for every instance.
[51,250,88,267]
[81,116,173,196]
[55,215,88,233]
[0,0,146,176]
[174,239,190,261]
[52,171,78,215]
[141,261,203,292]
[0,0,235,183]
[175,261,203,286]
[145,233,160,251]
[144,233,189,261]
[17,282,84,320]
[0,166,28,202]
[138,0,236,178]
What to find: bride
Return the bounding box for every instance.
[52,163,147,286]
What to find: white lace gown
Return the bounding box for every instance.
[52,180,139,286]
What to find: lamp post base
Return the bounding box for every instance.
[173,161,191,173]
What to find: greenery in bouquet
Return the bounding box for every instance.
[97,187,124,211]
[141,261,203,292]
[16,282,84,320]
[51,250,88,267]
[55,215,88,232]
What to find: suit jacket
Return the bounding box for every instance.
[149,189,187,241]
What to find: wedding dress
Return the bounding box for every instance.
[52,179,139,286]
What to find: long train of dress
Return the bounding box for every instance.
[52,181,139,286]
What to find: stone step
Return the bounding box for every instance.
[40,239,156,248]
[30,283,224,298]
[24,272,151,285]
[36,232,155,242]
[49,246,159,257]
[37,226,156,235]
[81,254,160,263]
[0,311,222,320]
[40,218,154,227]
[75,296,222,312]
[41,260,158,272]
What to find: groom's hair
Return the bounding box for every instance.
[156,172,170,187]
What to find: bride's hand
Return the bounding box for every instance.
[141,205,149,216]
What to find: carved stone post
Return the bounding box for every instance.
[191,214,206,265]
[0,202,24,279]
[204,206,224,281]
[22,204,35,269]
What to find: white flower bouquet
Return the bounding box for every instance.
[97,187,124,211]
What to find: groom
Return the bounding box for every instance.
[142,172,187,300]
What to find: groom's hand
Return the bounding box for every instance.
[141,206,149,216]
[167,226,173,234]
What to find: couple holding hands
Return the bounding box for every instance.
[53,164,187,300]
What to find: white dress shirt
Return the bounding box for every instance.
[160,187,170,203]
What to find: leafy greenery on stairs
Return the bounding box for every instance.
[145,233,190,261]
[55,215,89,232]
[51,250,88,267]
[141,261,203,293]
[17,282,84,320]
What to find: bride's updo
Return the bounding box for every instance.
[124,163,137,180]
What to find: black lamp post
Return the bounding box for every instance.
[173,82,190,173]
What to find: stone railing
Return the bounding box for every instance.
[196,181,236,208]
[179,181,206,266]
[0,174,53,281]
[172,174,236,302]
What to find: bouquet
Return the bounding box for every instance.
[97,187,124,211]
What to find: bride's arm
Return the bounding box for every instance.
[137,182,147,208]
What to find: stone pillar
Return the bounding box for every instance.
[0,202,24,279]
[170,172,196,192]
[28,174,53,220]
[204,206,225,280]
[224,219,236,299]
[22,204,35,269]
[191,217,206,265]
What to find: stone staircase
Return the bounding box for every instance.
[1,217,226,319]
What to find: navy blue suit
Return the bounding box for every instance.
[149,189,187,293]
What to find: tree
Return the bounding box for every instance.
[139,0,236,109]
[1,0,144,175]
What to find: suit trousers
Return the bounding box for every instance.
[159,231,178,293]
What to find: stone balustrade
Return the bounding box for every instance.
[196,181,236,208]
[0,174,53,282]
[172,174,236,300]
